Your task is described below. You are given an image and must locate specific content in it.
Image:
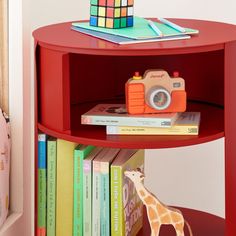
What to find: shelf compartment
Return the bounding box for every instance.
[38,101,224,149]
[137,207,224,236]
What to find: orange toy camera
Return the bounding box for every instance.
[125,69,187,114]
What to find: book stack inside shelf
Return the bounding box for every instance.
[81,104,201,136]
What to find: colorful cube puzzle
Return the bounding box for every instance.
[90,0,134,28]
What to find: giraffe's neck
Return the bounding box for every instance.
[134,181,162,206]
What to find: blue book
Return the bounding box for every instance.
[37,133,47,236]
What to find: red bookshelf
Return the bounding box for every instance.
[33,18,236,235]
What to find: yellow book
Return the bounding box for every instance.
[56,139,77,236]
[106,112,200,135]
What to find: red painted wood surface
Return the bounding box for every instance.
[138,207,224,236]
[33,19,236,55]
[225,41,236,236]
[33,19,236,235]
[38,101,224,149]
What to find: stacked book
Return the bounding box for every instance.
[81,104,201,135]
[37,133,144,236]
[71,16,199,45]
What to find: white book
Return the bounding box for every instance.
[81,104,179,128]
[106,112,201,135]
[83,147,103,236]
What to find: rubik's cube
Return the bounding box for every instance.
[90,0,134,28]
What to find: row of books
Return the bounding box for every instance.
[37,133,144,236]
[81,104,201,135]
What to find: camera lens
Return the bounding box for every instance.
[147,87,171,110]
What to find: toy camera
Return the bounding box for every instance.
[125,70,187,114]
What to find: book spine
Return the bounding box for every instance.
[37,133,47,236]
[81,115,173,127]
[106,125,199,135]
[100,163,110,236]
[47,139,57,236]
[111,166,123,236]
[83,159,92,236]
[74,145,95,236]
[73,149,83,236]
[92,161,101,236]
[56,140,77,236]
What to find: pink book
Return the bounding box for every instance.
[0,109,10,228]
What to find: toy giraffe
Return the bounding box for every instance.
[124,169,193,236]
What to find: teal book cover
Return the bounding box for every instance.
[72,16,199,40]
[73,144,95,236]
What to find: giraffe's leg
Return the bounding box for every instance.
[174,222,185,236]
[150,221,161,236]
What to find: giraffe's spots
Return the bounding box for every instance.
[170,212,182,222]
[156,204,166,215]
[151,221,160,234]
[148,207,158,220]
[144,196,156,205]
[0,160,4,170]
[174,222,184,232]
[160,213,171,223]
[139,190,145,197]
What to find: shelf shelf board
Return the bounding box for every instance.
[38,101,224,149]
[138,207,224,236]
[33,19,236,56]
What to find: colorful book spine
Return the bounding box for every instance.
[83,147,103,236]
[73,144,95,236]
[37,133,47,236]
[92,160,101,236]
[47,138,57,236]
[106,112,200,135]
[56,139,77,236]
[111,149,144,236]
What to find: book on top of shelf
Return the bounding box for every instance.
[83,147,104,236]
[72,16,198,40]
[81,104,180,128]
[110,149,144,236]
[106,112,201,135]
[71,26,191,45]
[92,147,121,236]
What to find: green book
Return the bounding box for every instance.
[111,149,144,236]
[83,147,103,236]
[47,138,57,236]
[72,16,199,40]
[73,144,95,236]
